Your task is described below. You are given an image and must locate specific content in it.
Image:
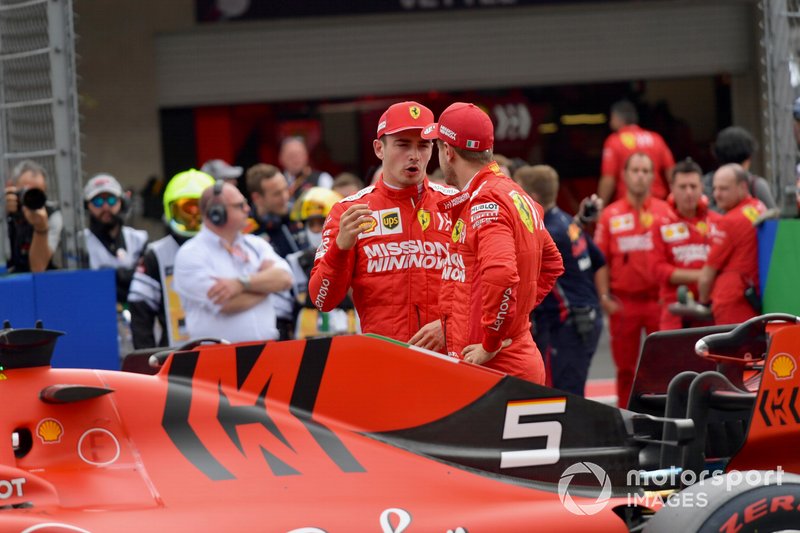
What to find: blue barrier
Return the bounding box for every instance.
[0,269,119,370]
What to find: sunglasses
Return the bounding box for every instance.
[226,201,248,212]
[90,195,119,208]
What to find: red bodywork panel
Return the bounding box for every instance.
[0,336,632,532]
[728,325,800,472]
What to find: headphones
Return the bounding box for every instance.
[206,180,227,227]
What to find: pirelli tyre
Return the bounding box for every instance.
[644,472,800,533]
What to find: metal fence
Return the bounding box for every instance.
[0,0,83,269]
[761,0,800,216]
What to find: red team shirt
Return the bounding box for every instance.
[650,199,721,330]
[594,196,673,297]
[706,196,766,325]
[602,125,676,201]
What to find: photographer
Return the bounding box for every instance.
[4,160,62,273]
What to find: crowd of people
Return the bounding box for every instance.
[2,97,788,407]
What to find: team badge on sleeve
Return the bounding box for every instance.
[509,191,538,233]
[742,205,760,223]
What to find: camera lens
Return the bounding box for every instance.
[20,188,47,210]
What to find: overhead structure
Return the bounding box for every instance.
[0,0,83,268]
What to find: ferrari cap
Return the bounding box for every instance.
[376,101,434,138]
[421,102,494,152]
[84,174,123,201]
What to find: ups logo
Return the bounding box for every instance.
[382,213,400,230]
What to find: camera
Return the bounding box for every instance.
[18,188,47,211]
[578,195,602,223]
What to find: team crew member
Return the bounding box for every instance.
[128,169,215,348]
[173,181,292,342]
[309,101,457,350]
[595,152,671,406]
[518,165,605,395]
[650,158,720,330]
[422,103,563,383]
[699,164,767,325]
[598,100,675,205]
[82,174,148,303]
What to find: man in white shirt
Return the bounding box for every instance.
[173,181,293,342]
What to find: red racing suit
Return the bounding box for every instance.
[706,196,766,325]
[308,177,457,342]
[594,195,671,405]
[650,198,721,330]
[437,162,563,383]
[602,124,675,201]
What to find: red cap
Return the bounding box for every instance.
[376,101,434,138]
[421,102,494,151]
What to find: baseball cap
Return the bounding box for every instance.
[200,159,243,180]
[84,173,123,201]
[421,102,494,151]
[376,101,434,138]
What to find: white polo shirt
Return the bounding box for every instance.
[173,226,292,342]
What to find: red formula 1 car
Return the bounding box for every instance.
[0,314,799,532]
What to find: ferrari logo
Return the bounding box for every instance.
[640,211,653,229]
[696,221,708,235]
[489,162,503,175]
[511,192,535,233]
[409,106,421,120]
[452,219,465,243]
[418,210,430,231]
[620,132,636,150]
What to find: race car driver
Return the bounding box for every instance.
[650,158,720,330]
[699,163,767,325]
[422,102,564,383]
[594,152,671,406]
[308,101,457,351]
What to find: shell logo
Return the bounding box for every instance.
[770,353,797,380]
[360,216,378,234]
[36,418,64,444]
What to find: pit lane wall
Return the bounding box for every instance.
[759,219,800,315]
[0,269,118,370]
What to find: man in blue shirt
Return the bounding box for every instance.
[516,165,606,396]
